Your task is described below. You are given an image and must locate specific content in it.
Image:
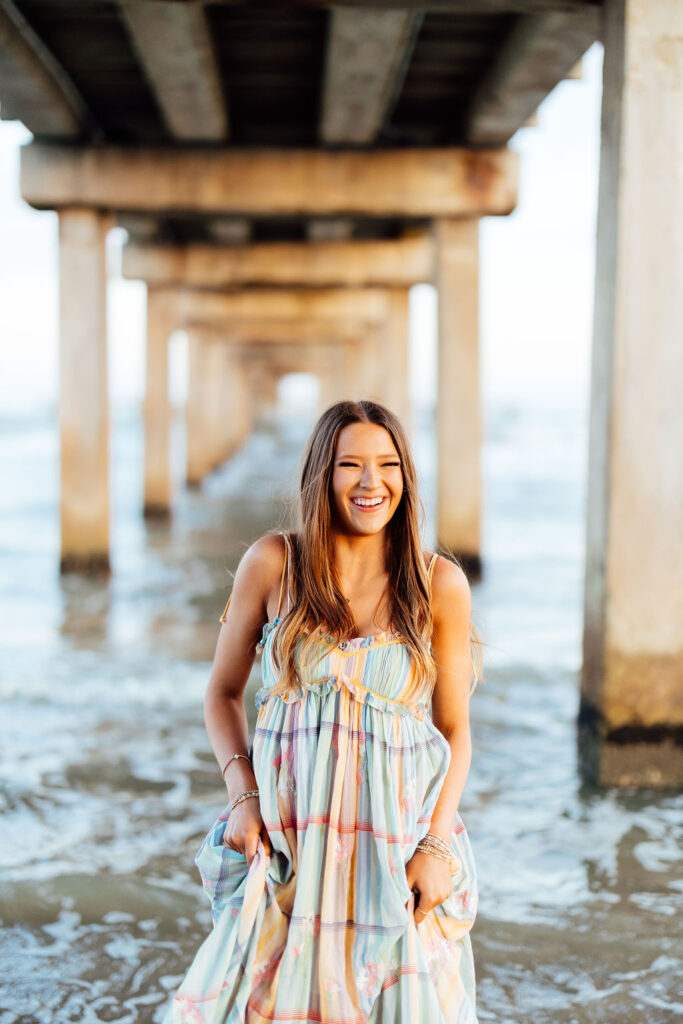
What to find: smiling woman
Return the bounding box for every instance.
[163,399,483,1024]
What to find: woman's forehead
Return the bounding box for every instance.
[335,423,398,457]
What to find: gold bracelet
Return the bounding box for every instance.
[416,844,451,863]
[416,837,459,875]
[422,832,451,851]
[231,786,260,811]
[221,752,252,780]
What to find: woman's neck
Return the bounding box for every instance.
[331,530,389,591]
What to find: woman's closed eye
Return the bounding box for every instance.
[338,461,400,468]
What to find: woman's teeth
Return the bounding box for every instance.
[351,497,385,509]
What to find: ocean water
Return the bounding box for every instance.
[0,398,680,1023]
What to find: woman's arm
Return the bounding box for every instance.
[427,556,474,841]
[204,534,283,803]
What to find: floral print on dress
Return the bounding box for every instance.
[358,961,381,998]
[400,775,416,815]
[275,743,296,797]
[334,833,355,867]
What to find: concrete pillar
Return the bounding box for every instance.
[434,217,482,580]
[356,326,385,405]
[186,328,211,487]
[383,286,411,432]
[205,339,227,471]
[218,344,241,462]
[342,337,362,404]
[232,354,252,450]
[143,287,174,517]
[317,349,349,414]
[317,367,336,415]
[579,0,683,788]
[252,367,281,427]
[58,208,110,573]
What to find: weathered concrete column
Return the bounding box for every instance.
[143,287,175,517]
[342,337,362,404]
[252,366,281,427]
[434,217,482,580]
[217,344,242,462]
[205,339,228,471]
[356,326,386,406]
[231,354,253,450]
[579,0,683,788]
[316,346,350,414]
[318,366,339,415]
[186,328,212,487]
[383,286,411,432]
[58,208,110,573]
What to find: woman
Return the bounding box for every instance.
[165,400,482,1023]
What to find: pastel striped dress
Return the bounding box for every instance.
[165,533,478,1023]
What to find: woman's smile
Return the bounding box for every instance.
[349,495,387,512]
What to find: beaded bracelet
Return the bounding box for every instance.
[416,832,459,873]
[417,831,451,854]
[416,844,452,863]
[229,788,260,812]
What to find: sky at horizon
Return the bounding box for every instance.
[0,42,603,418]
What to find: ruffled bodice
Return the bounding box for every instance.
[254,616,432,721]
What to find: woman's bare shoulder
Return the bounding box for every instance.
[239,531,288,580]
[429,554,471,624]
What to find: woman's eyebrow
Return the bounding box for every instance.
[336,454,399,459]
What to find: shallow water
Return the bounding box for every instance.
[0,401,680,1023]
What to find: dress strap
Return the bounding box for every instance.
[220,532,293,625]
[277,531,293,616]
[219,592,231,623]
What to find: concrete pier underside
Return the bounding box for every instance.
[2,0,680,785]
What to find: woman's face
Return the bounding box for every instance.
[330,422,404,536]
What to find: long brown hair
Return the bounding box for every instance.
[267,400,484,705]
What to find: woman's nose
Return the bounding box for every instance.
[360,463,381,487]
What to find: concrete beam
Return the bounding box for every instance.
[306,219,353,242]
[142,2,604,12]
[185,318,369,346]
[20,145,519,219]
[465,8,600,145]
[119,0,228,141]
[174,287,391,325]
[320,9,421,144]
[121,234,434,288]
[0,0,95,137]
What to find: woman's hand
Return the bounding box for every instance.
[222,797,273,867]
[405,849,453,922]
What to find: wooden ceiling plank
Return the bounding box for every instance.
[320,9,422,144]
[119,0,228,141]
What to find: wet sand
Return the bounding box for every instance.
[0,402,680,1023]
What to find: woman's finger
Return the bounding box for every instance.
[260,827,272,856]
